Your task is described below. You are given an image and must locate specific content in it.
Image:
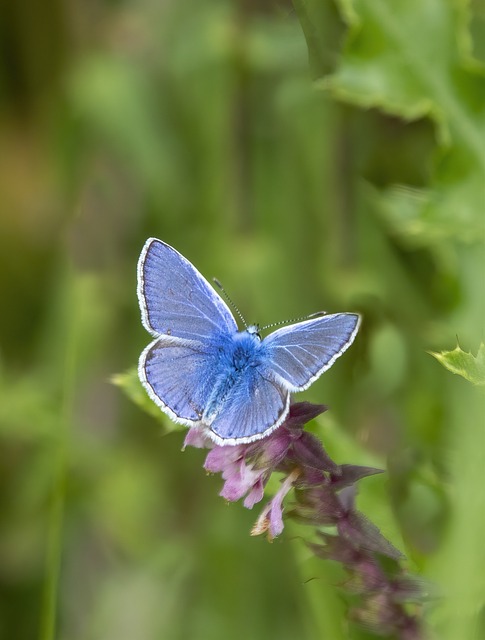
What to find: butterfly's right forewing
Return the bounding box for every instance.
[264,313,360,391]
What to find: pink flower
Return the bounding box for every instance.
[251,469,301,539]
[183,427,211,449]
[204,445,268,507]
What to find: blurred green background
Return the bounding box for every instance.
[0,0,484,639]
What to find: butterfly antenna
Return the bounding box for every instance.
[260,311,326,332]
[213,278,248,329]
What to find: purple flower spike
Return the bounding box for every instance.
[182,402,425,638]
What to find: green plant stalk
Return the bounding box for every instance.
[39,268,79,640]
[40,453,66,640]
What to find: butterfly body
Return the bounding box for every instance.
[138,238,360,445]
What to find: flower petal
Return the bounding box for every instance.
[292,432,339,473]
[243,477,265,508]
[204,445,245,473]
[285,402,328,428]
[183,427,211,449]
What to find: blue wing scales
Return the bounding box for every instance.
[138,238,238,340]
[207,367,290,445]
[264,313,360,391]
[139,337,221,425]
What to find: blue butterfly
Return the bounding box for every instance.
[137,238,360,445]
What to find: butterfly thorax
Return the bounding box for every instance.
[202,330,264,423]
[231,330,262,369]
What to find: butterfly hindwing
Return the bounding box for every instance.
[264,313,360,391]
[138,238,237,340]
[207,365,290,444]
[139,336,222,425]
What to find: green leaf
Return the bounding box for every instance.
[429,343,485,385]
[296,0,485,245]
[112,368,181,432]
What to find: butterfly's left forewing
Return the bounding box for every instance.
[138,239,238,340]
[264,313,360,391]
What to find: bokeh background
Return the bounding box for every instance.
[0,1,484,639]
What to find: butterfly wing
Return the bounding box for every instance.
[207,366,290,445]
[138,238,238,340]
[264,313,360,391]
[139,336,223,425]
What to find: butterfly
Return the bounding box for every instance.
[137,238,360,445]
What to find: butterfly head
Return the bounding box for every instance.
[246,324,261,340]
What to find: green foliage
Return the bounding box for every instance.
[430,342,485,386]
[112,368,181,430]
[298,0,485,246]
[345,0,483,244]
